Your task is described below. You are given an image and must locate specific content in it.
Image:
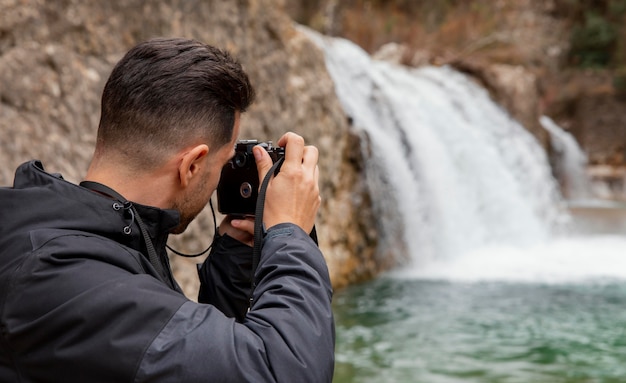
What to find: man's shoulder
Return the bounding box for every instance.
[0,226,189,383]
[8,228,173,299]
[28,227,146,270]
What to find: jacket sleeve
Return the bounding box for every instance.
[197,232,253,322]
[136,223,335,383]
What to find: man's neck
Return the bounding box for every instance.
[84,162,175,209]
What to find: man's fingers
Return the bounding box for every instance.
[218,216,255,246]
[231,218,255,235]
[253,145,273,182]
[260,132,321,232]
[277,132,305,168]
[302,145,319,171]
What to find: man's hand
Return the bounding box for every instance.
[253,132,321,233]
[218,216,254,247]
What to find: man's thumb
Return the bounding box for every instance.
[253,145,273,181]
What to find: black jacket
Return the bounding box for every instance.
[0,160,335,382]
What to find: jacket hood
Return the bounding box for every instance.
[0,160,180,253]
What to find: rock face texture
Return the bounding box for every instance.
[0,0,382,294]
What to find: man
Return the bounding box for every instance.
[0,37,334,382]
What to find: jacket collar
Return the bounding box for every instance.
[17,160,180,251]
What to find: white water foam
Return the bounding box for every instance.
[389,235,626,284]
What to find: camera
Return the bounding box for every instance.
[217,140,285,216]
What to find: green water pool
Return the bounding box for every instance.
[332,278,626,383]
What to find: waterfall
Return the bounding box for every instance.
[304,27,566,266]
[540,115,593,201]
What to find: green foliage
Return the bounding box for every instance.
[609,0,626,17]
[612,66,626,98]
[566,0,626,68]
[570,12,617,67]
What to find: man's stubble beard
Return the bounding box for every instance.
[170,173,212,235]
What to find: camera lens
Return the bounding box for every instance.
[240,182,253,199]
[234,152,247,168]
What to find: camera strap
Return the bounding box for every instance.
[80,181,175,289]
[249,157,283,310]
[249,157,319,311]
[251,157,284,275]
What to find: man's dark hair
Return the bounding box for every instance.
[96,37,255,167]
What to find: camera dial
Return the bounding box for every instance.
[240,182,253,199]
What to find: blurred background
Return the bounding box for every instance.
[2,0,626,381]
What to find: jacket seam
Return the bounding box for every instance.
[29,231,147,273]
[0,252,28,383]
[265,227,294,239]
[131,300,187,383]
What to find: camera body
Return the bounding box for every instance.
[217,140,285,216]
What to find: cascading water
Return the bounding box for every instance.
[306,27,626,383]
[304,27,565,267]
[540,115,593,201]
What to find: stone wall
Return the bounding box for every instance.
[0,0,384,295]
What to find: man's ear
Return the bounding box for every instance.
[178,144,209,188]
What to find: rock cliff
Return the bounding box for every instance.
[0,0,382,294]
